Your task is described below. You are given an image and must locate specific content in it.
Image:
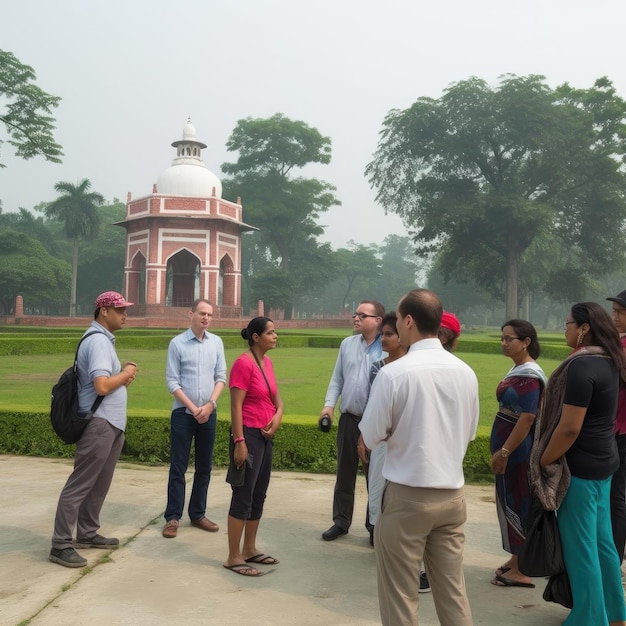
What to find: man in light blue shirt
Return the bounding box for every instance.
[163,299,227,538]
[320,300,384,541]
[50,291,137,568]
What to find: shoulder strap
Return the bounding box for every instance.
[75,331,105,413]
[250,350,274,404]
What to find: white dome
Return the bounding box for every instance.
[156,119,222,198]
[157,162,222,198]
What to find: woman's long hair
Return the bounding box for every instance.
[570,302,625,377]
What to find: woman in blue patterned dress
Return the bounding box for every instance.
[490,319,547,588]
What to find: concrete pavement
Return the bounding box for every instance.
[0,455,568,625]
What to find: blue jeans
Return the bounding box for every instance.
[164,407,216,521]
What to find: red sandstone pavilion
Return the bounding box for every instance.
[4,119,345,329]
[117,118,256,320]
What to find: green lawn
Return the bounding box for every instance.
[1,344,562,435]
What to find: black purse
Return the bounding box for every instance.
[518,498,564,577]
[225,435,246,487]
[543,570,573,609]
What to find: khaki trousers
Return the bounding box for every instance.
[375,482,472,626]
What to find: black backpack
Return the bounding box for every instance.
[50,331,105,444]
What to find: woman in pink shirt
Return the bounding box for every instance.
[223,317,283,577]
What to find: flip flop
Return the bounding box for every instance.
[223,563,265,577]
[494,566,511,576]
[491,574,535,588]
[245,553,279,565]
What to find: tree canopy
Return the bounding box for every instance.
[222,113,332,177]
[366,75,626,319]
[0,49,63,167]
[222,113,340,318]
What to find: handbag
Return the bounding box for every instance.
[518,498,564,577]
[543,570,573,609]
[225,434,247,487]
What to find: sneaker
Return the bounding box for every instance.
[49,547,87,568]
[162,519,179,538]
[74,534,119,549]
[419,571,431,593]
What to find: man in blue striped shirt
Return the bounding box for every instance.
[320,300,385,541]
[162,299,227,538]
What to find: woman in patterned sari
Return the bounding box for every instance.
[490,319,547,588]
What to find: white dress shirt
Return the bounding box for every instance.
[360,338,479,489]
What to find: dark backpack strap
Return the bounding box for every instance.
[75,331,105,412]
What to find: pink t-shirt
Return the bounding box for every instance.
[229,353,277,428]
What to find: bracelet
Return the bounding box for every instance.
[209,399,217,409]
[233,436,245,444]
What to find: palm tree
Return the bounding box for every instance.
[45,179,104,316]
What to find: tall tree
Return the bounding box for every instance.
[366,75,626,319]
[222,113,340,318]
[44,179,104,316]
[334,242,382,310]
[0,49,63,167]
[76,200,126,310]
[373,235,423,308]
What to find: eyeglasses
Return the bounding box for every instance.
[352,312,379,320]
[500,336,521,344]
[564,320,577,330]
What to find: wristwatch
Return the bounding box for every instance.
[500,447,510,459]
[209,399,217,410]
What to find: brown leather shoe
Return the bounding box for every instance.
[162,519,179,538]
[191,517,219,532]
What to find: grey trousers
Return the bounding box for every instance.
[51,417,124,549]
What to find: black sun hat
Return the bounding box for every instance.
[606,290,626,308]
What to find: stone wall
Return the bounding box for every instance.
[0,312,351,330]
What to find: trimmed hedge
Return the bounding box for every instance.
[0,333,572,358]
[0,410,494,482]
[0,333,323,355]
[457,338,570,360]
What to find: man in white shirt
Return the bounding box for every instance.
[360,289,479,626]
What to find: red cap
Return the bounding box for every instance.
[95,291,134,308]
[440,311,461,336]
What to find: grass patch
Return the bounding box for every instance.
[0,345,562,430]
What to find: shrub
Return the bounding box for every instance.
[0,410,494,481]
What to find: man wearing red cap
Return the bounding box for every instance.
[49,291,138,568]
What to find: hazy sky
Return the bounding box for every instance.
[1,0,625,249]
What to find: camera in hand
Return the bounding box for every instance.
[318,414,331,432]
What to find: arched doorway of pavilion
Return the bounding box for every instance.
[128,250,146,306]
[218,253,237,307]
[165,249,200,307]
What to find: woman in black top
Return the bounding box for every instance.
[540,302,626,626]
